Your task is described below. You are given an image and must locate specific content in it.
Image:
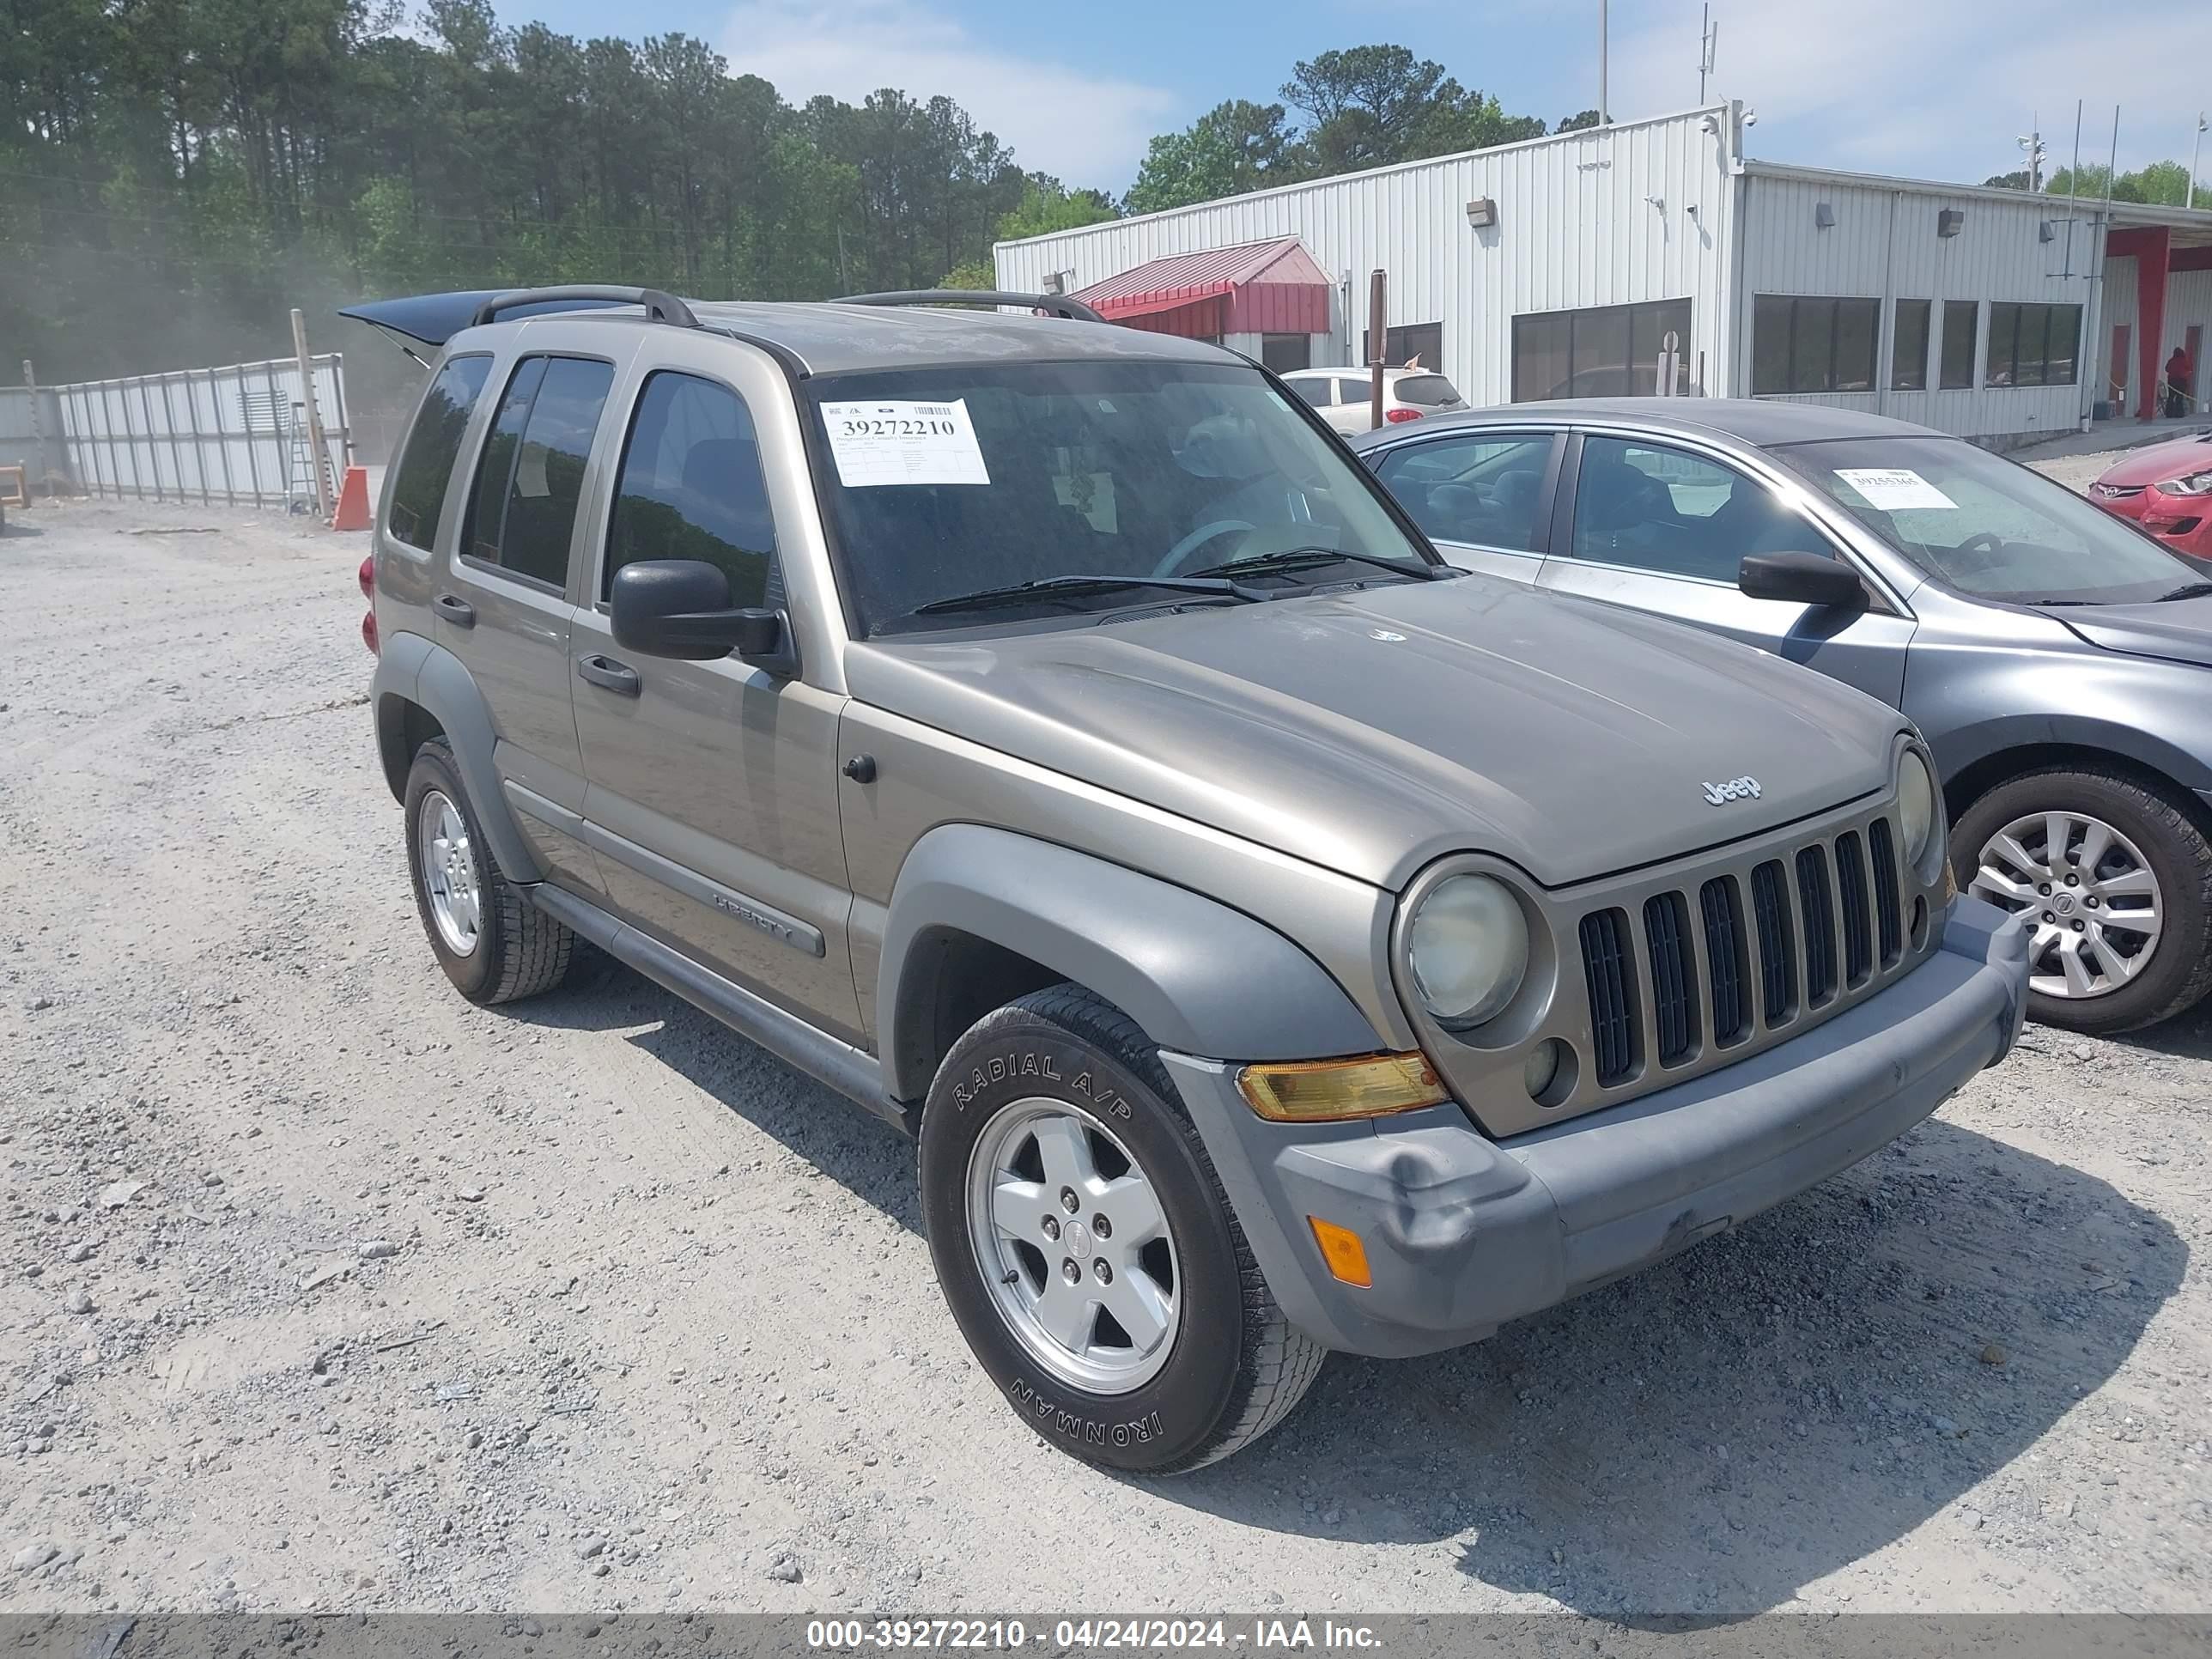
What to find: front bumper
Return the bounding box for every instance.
[2091,485,2212,560]
[1163,897,2029,1358]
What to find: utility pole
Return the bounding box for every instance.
[2191,112,2207,210]
[1366,270,1388,433]
[22,360,48,499]
[2018,115,2045,191]
[1598,0,1609,125]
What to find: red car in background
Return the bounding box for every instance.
[2087,432,2212,563]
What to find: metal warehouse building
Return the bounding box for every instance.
[994,104,2212,447]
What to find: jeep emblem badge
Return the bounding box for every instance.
[1702,775,1762,806]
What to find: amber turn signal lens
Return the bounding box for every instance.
[1236,1052,1447,1122]
[1308,1217,1373,1288]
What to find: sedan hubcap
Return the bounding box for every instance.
[966,1098,1179,1395]
[1971,810,2161,1000]
[417,789,483,957]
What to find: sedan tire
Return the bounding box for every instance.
[1954,767,2212,1033]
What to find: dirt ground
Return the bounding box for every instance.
[2,491,2208,1618]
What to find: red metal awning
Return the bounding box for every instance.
[1072,239,1333,339]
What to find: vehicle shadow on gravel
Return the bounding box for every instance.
[492,951,924,1226]
[1167,1119,2185,1620]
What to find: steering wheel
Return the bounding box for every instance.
[1948,529,2006,577]
[1153,520,1256,577]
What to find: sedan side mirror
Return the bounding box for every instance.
[1738,550,1866,611]
[610,559,796,674]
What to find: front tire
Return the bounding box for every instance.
[1953,766,2212,1034]
[918,986,1324,1474]
[402,738,574,1006]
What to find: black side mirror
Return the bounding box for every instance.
[610,559,796,674]
[1738,550,1866,610]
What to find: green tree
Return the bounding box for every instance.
[1126,99,1298,214]
[1555,110,1601,133]
[1281,45,1540,174]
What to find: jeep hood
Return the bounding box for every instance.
[846,576,1905,892]
[2057,592,2212,670]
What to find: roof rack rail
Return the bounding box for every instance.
[835,289,1106,325]
[469,285,699,331]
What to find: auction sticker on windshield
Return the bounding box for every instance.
[1834,467,1957,511]
[821,399,991,488]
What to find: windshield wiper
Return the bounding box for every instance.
[2155,581,2212,602]
[1186,545,1449,582]
[909,572,1267,617]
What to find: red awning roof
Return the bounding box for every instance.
[1072,238,1333,337]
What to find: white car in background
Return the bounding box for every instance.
[1281,365,1466,435]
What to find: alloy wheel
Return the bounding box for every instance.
[964,1097,1181,1395]
[1971,810,2162,1000]
[417,788,483,957]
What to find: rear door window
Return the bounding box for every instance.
[462,356,615,590]
[604,372,780,608]
[386,355,493,550]
[1371,434,1554,551]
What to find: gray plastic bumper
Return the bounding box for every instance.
[1161,897,2029,1358]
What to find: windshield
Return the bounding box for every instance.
[809,361,1433,635]
[1771,434,2200,605]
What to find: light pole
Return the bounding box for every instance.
[2191,112,2207,210]
[1598,0,1609,125]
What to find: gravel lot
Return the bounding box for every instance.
[2,484,2208,1618]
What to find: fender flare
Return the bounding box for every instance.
[371,629,545,883]
[1932,712,2212,806]
[878,824,1385,1101]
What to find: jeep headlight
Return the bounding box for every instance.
[1899,749,1938,866]
[1406,874,1528,1028]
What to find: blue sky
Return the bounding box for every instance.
[509,0,2212,198]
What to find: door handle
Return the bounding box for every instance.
[576,653,641,696]
[433,592,477,628]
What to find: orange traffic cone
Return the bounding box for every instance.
[331,465,373,532]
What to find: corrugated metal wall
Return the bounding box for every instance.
[1735,169,2104,441]
[997,108,1740,409]
[55,355,349,507]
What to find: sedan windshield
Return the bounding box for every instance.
[1771,434,2199,605]
[808,360,1435,635]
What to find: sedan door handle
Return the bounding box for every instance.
[576,653,641,696]
[432,592,477,628]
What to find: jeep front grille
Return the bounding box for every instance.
[1581,908,1638,1086]
[1699,877,1750,1048]
[1644,890,1699,1066]
[1576,808,1909,1091]
[1750,860,1794,1024]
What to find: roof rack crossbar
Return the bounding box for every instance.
[835,289,1106,325]
[470,285,700,331]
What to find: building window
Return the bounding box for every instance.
[1985,302,2082,388]
[1892,300,1931,391]
[1261,333,1312,374]
[1939,301,1978,390]
[1752,295,1880,394]
[1510,299,1692,401]
[1383,322,1443,369]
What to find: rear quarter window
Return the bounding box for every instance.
[386,355,493,550]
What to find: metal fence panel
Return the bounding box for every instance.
[54,354,349,509]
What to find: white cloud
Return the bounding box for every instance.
[721,0,1177,188]
[1608,0,2212,182]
